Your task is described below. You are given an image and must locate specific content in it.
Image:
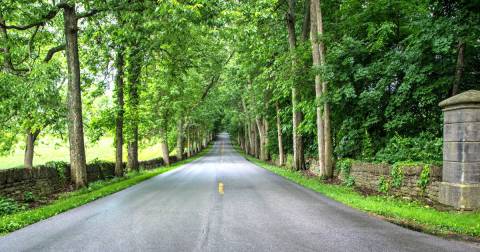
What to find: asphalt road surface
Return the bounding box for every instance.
[0,133,478,252]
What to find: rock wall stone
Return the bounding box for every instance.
[0,155,180,201]
[343,162,442,201]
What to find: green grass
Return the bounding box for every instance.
[0,136,169,169]
[0,144,212,235]
[234,146,480,238]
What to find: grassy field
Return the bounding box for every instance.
[0,136,170,169]
[234,146,480,239]
[0,144,211,235]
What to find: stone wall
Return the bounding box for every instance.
[0,166,65,201]
[344,162,442,201]
[0,155,179,201]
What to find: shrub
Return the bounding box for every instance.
[23,192,36,203]
[375,133,442,164]
[390,163,404,189]
[378,176,390,193]
[344,176,356,187]
[0,197,24,216]
[335,158,353,176]
[336,158,355,187]
[45,161,69,181]
[417,164,431,193]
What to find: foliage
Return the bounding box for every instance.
[336,158,353,176]
[390,163,404,189]
[378,176,390,194]
[344,176,356,187]
[23,192,35,203]
[336,158,355,187]
[45,161,69,182]
[361,130,374,161]
[375,133,442,164]
[417,164,431,193]
[0,197,24,217]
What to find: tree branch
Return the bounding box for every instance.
[44,44,65,62]
[0,8,61,30]
[199,50,235,101]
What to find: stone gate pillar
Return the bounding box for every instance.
[439,90,480,209]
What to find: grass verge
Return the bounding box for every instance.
[234,146,480,239]
[0,145,212,235]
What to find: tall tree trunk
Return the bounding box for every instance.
[126,48,142,172]
[176,119,184,160]
[452,41,465,96]
[312,0,332,177]
[64,5,87,188]
[251,120,258,158]
[244,122,250,153]
[202,131,207,148]
[255,117,269,161]
[160,125,170,165]
[275,102,285,166]
[286,0,305,170]
[186,128,191,157]
[114,47,125,177]
[239,128,245,151]
[255,117,265,160]
[196,130,201,153]
[301,0,311,41]
[264,118,269,160]
[24,129,40,169]
[310,0,325,174]
[247,120,254,155]
[127,135,139,171]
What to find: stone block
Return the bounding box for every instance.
[439,182,480,209]
[443,141,480,162]
[444,108,480,123]
[444,122,480,142]
[443,161,480,184]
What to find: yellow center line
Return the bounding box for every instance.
[218,182,224,195]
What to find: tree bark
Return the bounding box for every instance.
[186,128,191,157]
[64,5,88,188]
[311,0,332,177]
[255,117,265,160]
[176,119,184,160]
[127,136,139,171]
[310,0,325,174]
[244,122,249,153]
[114,47,125,177]
[196,130,201,153]
[126,48,142,172]
[301,0,311,41]
[264,117,269,160]
[24,129,40,169]
[160,125,170,165]
[286,0,305,170]
[275,102,285,166]
[452,41,465,96]
[255,116,269,161]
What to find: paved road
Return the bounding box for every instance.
[0,134,478,252]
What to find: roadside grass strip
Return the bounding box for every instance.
[0,145,212,235]
[234,146,480,239]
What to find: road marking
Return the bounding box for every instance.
[218,182,224,195]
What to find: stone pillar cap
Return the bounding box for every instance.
[439,90,480,108]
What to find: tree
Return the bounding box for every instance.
[310,0,332,177]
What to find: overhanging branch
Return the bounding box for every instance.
[44,44,65,62]
[0,7,61,30]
